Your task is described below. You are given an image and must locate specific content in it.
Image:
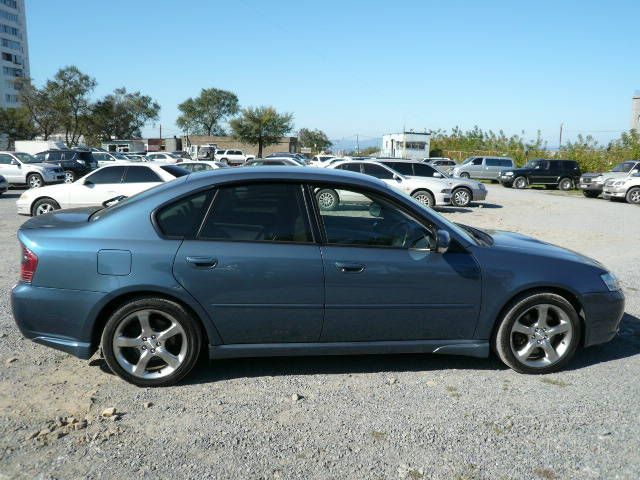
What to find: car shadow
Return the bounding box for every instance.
[90,313,640,384]
[1,192,23,199]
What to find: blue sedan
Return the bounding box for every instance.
[12,168,624,386]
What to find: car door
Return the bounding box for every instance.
[314,184,481,341]
[68,166,126,207]
[172,182,325,344]
[468,157,484,178]
[120,166,163,197]
[0,153,23,183]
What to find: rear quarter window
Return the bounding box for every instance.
[156,191,212,238]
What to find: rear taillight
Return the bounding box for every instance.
[20,244,38,283]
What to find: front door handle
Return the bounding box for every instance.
[335,261,365,274]
[186,256,218,269]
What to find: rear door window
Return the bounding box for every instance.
[382,162,413,176]
[338,163,362,173]
[124,166,162,183]
[363,164,394,179]
[86,166,126,184]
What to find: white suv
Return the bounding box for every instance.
[214,149,255,166]
[328,160,452,207]
[0,151,66,188]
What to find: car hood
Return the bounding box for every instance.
[502,168,532,176]
[586,171,627,180]
[20,207,100,230]
[487,229,603,269]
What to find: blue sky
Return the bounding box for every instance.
[26,0,640,147]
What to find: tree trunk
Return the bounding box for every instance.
[257,138,263,159]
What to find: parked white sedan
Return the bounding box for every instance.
[17,163,186,216]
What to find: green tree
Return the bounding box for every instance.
[176,88,239,136]
[89,87,160,141]
[298,128,332,153]
[230,106,294,158]
[15,78,59,140]
[0,107,37,147]
[48,66,97,146]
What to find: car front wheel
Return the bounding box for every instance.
[626,187,640,205]
[411,189,435,207]
[101,297,202,387]
[451,187,472,207]
[64,171,75,183]
[459,172,470,179]
[494,292,581,374]
[32,197,60,216]
[27,173,43,189]
[513,176,528,189]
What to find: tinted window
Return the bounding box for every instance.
[412,164,439,177]
[124,166,162,183]
[363,163,394,179]
[338,163,361,173]
[156,191,211,238]
[382,162,413,176]
[160,165,190,177]
[199,183,312,243]
[86,166,126,184]
[486,159,500,167]
[182,163,212,172]
[315,186,434,249]
[93,152,109,161]
[0,153,12,165]
[471,158,483,166]
[46,151,62,162]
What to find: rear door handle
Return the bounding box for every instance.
[185,256,218,269]
[335,261,365,273]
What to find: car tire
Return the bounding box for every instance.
[316,188,339,210]
[64,171,75,183]
[582,190,599,198]
[494,292,582,374]
[101,297,203,387]
[411,189,435,207]
[27,173,44,189]
[460,172,470,179]
[626,187,640,204]
[558,177,573,191]
[451,187,472,207]
[31,197,60,216]
[513,176,528,189]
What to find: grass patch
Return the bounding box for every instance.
[533,467,557,480]
[371,431,387,441]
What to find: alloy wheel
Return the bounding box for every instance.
[560,179,572,190]
[35,203,55,216]
[510,304,573,368]
[28,176,42,188]
[64,172,74,183]
[628,188,640,204]
[452,189,470,207]
[413,193,433,207]
[112,309,187,380]
[514,177,527,189]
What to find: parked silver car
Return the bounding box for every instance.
[452,156,515,180]
[579,160,640,198]
[602,174,640,204]
[0,151,66,188]
[424,157,457,175]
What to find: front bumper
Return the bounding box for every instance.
[498,175,514,186]
[579,182,603,193]
[11,283,106,359]
[16,198,31,215]
[602,187,626,200]
[0,182,7,193]
[472,188,488,201]
[582,290,625,347]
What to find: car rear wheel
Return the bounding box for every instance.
[626,187,640,204]
[64,171,75,183]
[316,188,339,210]
[513,176,528,189]
[32,197,60,216]
[582,190,599,198]
[459,172,470,179]
[494,292,581,374]
[27,173,43,189]
[411,189,435,207]
[451,187,472,207]
[558,177,573,191]
[101,297,202,387]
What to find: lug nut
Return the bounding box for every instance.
[151,335,156,339]
[142,337,147,341]
[141,346,147,350]
[156,342,161,347]
[150,349,156,354]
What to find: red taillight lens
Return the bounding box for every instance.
[20,244,38,283]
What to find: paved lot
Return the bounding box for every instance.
[0,185,638,479]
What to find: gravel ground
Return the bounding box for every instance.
[0,185,638,480]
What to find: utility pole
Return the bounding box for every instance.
[356,134,360,155]
[558,123,563,151]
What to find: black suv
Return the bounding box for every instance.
[498,159,581,190]
[34,149,98,183]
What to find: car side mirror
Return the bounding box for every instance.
[394,175,402,182]
[11,160,20,167]
[434,172,443,178]
[436,229,450,254]
[84,179,94,187]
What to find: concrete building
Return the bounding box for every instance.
[183,135,298,157]
[381,131,431,160]
[101,139,147,153]
[0,0,29,109]
[632,92,640,132]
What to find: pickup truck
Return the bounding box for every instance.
[214,149,255,166]
[579,160,640,198]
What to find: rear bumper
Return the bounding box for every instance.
[582,290,625,347]
[11,283,106,359]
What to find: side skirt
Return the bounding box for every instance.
[209,340,490,360]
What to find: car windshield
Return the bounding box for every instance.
[112,153,129,160]
[160,165,190,177]
[14,152,40,163]
[461,157,474,165]
[612,161,637,172]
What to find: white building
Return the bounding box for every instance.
[381,131,431,161]
[0,0,29,109]
[632,92,640,132]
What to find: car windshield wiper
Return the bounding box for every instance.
[456,223,493,246]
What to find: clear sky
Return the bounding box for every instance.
[25,0,640,147]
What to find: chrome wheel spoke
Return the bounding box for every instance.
[546,322,570,337]
[535,305,550,328]
[516,340,537,361]
[541,341,560,362]
[512,321,533,335]
[132,351,152,376]
[137,311,153,336]
[156,349,180,369]
[157,323,181,342]
[115,336,140,348]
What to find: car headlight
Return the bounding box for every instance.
[504,171,514,176]
[612,180,626,187]
[479,183,486,190]
[600,272,621,292]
